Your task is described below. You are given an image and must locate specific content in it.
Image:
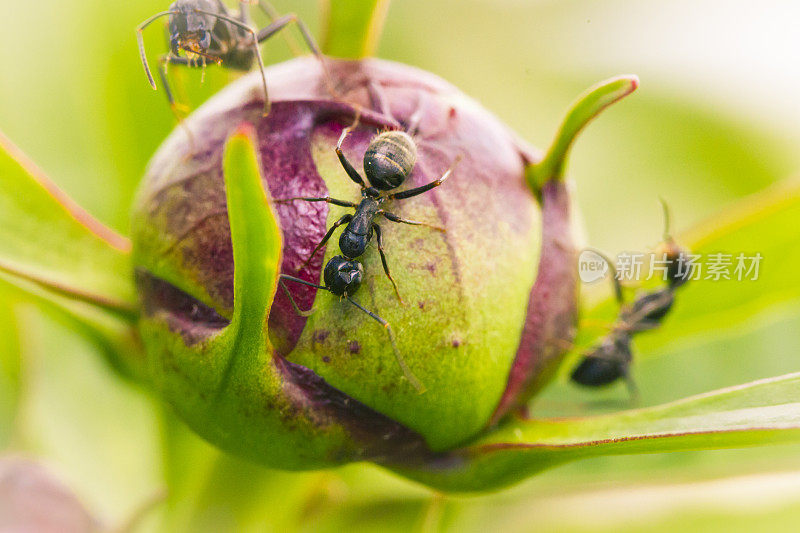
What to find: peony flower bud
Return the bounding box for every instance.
[130,57,635,481]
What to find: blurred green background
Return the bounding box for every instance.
[2,0,800,531]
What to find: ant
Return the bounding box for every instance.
[276,113,460,304]
[278,256,424,392]
[277,114,460,392]
[136,1,328,117]
[571,201,693,396]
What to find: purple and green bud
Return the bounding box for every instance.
[130,57,637,484]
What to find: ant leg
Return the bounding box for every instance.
[280,274,328,291]
[255,14,320,55]
[380,211,446,232]
[367,80,393,118]
[229,0,249,23]
[345,296,424,393]
[335,112,368,188]
[584,247,624,304]
[622,366,640,403]
[200,55,208,84]
[157,55,192,114]
[406,94,425,137]
[255,13,339,99]
[158,55,195,148]
[136,10,175,90]
[193,9,270,115]
[274,196,357,208]
[372,224,404,305]
[299,214,353,271]
[249,0,303,55]
[279,277,320,317]
[386,155,462,201]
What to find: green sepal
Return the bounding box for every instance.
[527,76,639,192]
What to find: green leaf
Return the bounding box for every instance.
[0,271,143,379]
[526,75,639,191]
[0,131,136,320]
[397,372,800,492]
[321,0,391,58]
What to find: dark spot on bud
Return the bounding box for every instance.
[313,330,329,344]
[348,341,361,354]
[322,356,331,363]
[452,339,461,348]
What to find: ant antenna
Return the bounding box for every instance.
[136,11,177,90]
[193,8,271,115]
[406,94,425,137]
[278,278,316,317]
[584,247,623,304]
[659,197,672,242]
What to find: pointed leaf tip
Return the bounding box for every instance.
[527,75,639,192]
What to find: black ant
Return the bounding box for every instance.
[136,0,328,117]
[278,256,424,392]
[276,113,460,304]
[571,201,693,395]
[277,114,460,392]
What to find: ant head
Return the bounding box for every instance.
[363,131,417,191]
[656,240,691,289]
[656,198,692,288]
[168,0,216,56]
[323,256,364,297]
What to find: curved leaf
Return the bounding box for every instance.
[397,372,800,492]
[526,75,639,191]
[0,131,136,320]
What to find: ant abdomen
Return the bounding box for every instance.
[363,131,418,190]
